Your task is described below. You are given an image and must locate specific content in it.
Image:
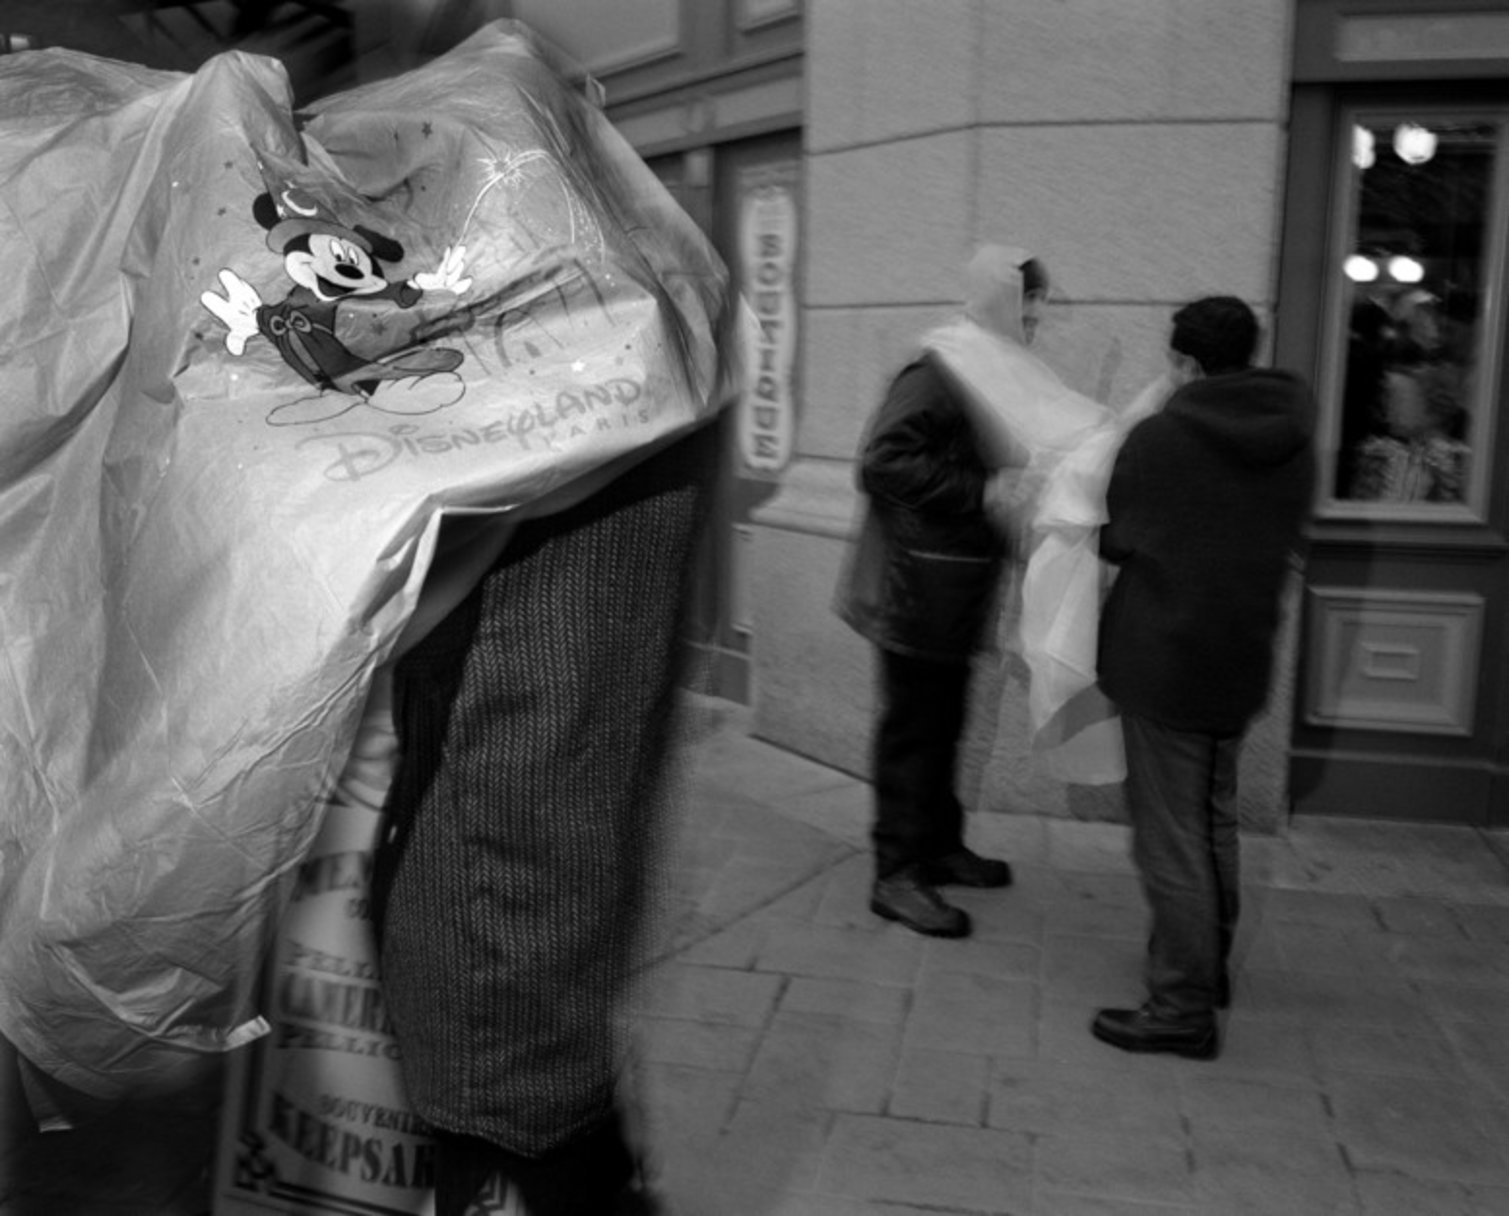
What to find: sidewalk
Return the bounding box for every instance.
[636,700,1509,1215]
[5,697,1509,1214]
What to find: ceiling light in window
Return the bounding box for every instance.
[1352,125,1376,169]
[1393,123,1437,165]
[1387,255,1425,283]
[1344,255,1379,283]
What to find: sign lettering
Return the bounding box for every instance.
[737,170,798,476]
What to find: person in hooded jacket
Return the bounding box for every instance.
[836,246,1050,938]
[1091,295,1315,1060]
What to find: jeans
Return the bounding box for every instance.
[1121,710,1242,1018]
[871,648,971,879]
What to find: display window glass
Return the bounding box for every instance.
[1321,109,1509,517]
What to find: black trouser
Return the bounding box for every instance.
[433,1113,636,1216]
[1121,711,1243,1018]
[372,428,714,1214]
[871,647,971,879]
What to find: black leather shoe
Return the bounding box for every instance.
[871,872,971,938]
[922,848,1013,889]
[1091,1005,1219,1059]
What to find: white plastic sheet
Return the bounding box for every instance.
[0,22,735,1101]
[925,322,1170,784]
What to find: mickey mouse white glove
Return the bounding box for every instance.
[411,244,472,295]
[200,269,263,356]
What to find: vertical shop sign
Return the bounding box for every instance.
[737,163,799,477]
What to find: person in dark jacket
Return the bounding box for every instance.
[1091,295,1315,1060]
[836,247,1049,938]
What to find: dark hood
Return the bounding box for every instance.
[1162,368,1315,468]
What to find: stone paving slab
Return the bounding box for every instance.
[1352,1170,1509,1216]
[633,706,1509,1216]
[817,1114,1034,1212]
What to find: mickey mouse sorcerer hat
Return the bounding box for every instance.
[257,185,374,253]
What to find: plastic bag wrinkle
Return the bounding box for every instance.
[0,22,738,1100]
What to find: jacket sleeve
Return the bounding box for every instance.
[859,364,987,518]
[1099,424,1145,565]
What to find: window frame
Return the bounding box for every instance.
[1313,101,1509,522]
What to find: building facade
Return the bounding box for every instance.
[547,0,1509,831]
[757,0,1299,832]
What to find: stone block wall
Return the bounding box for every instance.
[750,0,1300,831]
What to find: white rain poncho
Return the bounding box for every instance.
[923,246,1166,783]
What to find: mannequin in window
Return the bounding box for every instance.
[1336,296,1394,499]
[1350,357,1468,503]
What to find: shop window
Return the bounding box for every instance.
[1323,110,1508,517]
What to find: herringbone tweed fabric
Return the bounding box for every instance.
[372,427,712,1157]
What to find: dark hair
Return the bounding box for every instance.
[1170,295,1259,375]
[1020,258,1049,299]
